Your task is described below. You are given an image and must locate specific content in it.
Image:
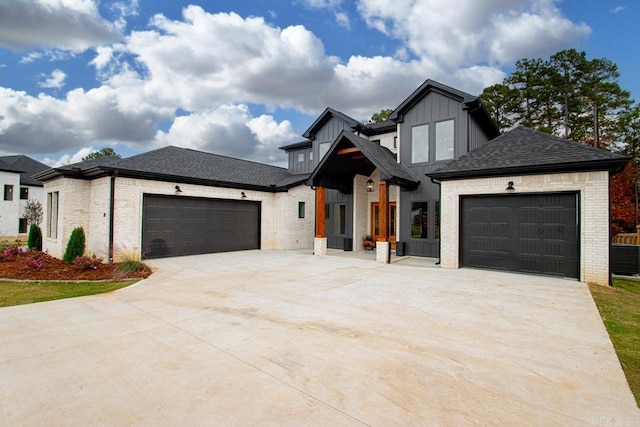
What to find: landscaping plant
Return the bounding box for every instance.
[63,227,86,264]
[27,224,42,251]
[73,254,103,270]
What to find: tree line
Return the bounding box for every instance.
[480,49,640,234]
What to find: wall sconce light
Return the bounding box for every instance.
[175,185,182,193]
[241,192,247,199]
[506,181,515,191]
[366,178,375,192]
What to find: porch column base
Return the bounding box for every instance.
[376,241,390,264]
[314,237,328,256]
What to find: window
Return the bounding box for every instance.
[298,202,305,218]
[393,136,398,148]
[435,119,454,160]
[4,185,13,201]
[411,124,429,163]
[411,202,429,239]
[19,218,28,234]
[20,187,28,200]
[309,151,313,161]
[435,201,441,240]
[319,142,330,159]
[333,204,346,235]
[47,191,59,239]
[371,139,381,145]
[297,152,305,163]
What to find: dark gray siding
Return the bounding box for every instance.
[289,148,313,174]
[398,91,469,257]
[313,116,354,168]
[468,117,492,152]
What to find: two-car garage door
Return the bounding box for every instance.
[142,194,260,259]
[460,193,579,279]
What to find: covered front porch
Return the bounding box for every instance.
[307,130,419,263]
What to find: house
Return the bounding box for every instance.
[33,79,627,285]
[0,155,48,240]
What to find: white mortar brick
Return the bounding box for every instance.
[440,171,610,286]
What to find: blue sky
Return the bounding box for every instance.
[0,0,638,167]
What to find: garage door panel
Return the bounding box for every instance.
[142,194,260,259]
[461,193,579,279]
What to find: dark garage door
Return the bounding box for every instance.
[142,194,260,259]
[460,193,579,278]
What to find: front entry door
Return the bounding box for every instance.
[371,202,396,249]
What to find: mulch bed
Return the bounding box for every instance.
[0,250,152,281]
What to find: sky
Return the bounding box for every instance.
[0,0,638,168]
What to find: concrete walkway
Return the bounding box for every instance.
[1,250,638,426]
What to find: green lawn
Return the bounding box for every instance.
[0,280,138,307]
[589,278,640,406]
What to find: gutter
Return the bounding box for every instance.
[108,171,117,263]
[429,176,442,266]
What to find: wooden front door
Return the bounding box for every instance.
[371,202,397,249]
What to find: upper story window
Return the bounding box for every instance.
[3,185,13,201]
[20,187,28,199]
[411,119,455,163]
[318,142,330,159]
[411,124,429,163]
[297,152,305,163]
[435,119,454,161]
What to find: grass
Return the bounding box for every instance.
[0,280,138,308]
[589,278,640,406]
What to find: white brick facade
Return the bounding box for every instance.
[440,171,611,286]
[0,171,20,238]
[43,177,315,261]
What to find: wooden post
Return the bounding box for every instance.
[315,186,326,238]
[378,181,389,242]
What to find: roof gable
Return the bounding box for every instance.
[428,126,630,180]
[307,130,419,191]
[302,107,361,140]
[388,79,499,138]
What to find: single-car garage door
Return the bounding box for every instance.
[142,194,260,259]
[460,193,579,278]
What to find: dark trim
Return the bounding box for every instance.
[108,172,116,263]
[428,158,630,181]
[279,140,312,151]
[430,177,442,265]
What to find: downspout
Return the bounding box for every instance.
[430,176,441,266]
[108,171,117,264]
[608,171,613,286]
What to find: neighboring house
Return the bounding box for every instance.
[34,79,627,285]
[0,155,48,240]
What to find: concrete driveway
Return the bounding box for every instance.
[1,250,638,426]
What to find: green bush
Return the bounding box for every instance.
[63,227,85,264]
[27,224,42,251]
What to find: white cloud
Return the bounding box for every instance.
[38,69,67,89]
[335,12,350,29]
[356,0,591,67]
[611,6,625,14]
[298,0,343,8]
[155,105,296,164]
[42,146,95,167]
[0,0,121,52]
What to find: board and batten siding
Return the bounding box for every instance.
[397,91,470,257]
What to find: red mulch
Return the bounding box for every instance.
[0,250,152,281]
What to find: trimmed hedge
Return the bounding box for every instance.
[27,224,42,251]
[63,227,85,264]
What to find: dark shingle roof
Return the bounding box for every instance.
[0,155,49,186]
[428,126,629,180]
[34,146,305,191]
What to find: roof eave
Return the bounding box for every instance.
[427,158,630,181]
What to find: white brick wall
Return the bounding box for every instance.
[0,171,21,238]
[43,176,315,261]
[440,171,611,286]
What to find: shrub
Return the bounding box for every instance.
[20,251,50,271]
[63,227,86,264]
[116,252,152,276]
[27,224,42,251]
[73,254,103,270]
[0,244,23,261]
